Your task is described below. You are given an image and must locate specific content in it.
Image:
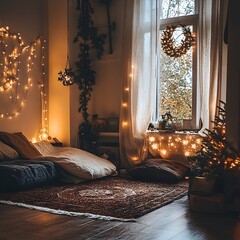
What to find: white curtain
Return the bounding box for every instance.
[120,0,227,168]
[120,0,161,168]
[198,0,227,131]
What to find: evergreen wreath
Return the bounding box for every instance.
[161,24,194,58]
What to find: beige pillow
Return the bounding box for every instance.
[0,141,19,160]
[35,147,117,182]
[33,140,57,155]
[0,132,42,159]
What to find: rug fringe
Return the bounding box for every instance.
[0,200,136,222]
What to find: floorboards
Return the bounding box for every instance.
[0,196,239,240]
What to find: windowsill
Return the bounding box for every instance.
[146,129,200,134]
[145,131,202,166]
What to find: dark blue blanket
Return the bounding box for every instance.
[0,160,57,192]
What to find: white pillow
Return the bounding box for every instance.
[35,147,117,182]
[33,140,57,155]
[0,141,19,160]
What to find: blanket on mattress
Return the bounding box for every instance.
[0,160,57,192]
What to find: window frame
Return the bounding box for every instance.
[158,2,199,129]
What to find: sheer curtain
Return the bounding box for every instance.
[119,0,227,168]
[120,0,162,168]
[198,0,227,131]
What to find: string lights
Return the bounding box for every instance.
[122,62,202,164]
[0,26,47,122]
[189,101,240,178]
[38,36,49,141]
[161,24,195,58]
[147,131,202,160]
[0,26,49,142]
[120,64,141,163]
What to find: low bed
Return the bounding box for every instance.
[0,131,117,192]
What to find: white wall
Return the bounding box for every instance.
[0,0,46,140]
[48,0,71,145]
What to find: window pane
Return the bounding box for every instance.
[161,0,195,19]
[159,27,193,120]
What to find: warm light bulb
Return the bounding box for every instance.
[191,143,197,149]
[196,138,201,144]
[149,136,155,142]
[41,132,48,140]
[31,138,37,143]
[185,151,190,156]
[160,149,167,156]
[151,143,158,150]
[131,156,138,161]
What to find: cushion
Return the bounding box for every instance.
[0,141,19,160]
[129,158,188,183]
[35,147,117,182]
[0,132,42,159]
[33,140,57,155]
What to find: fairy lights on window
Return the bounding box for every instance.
[0,26,47,122]
[121,64,134,129]
[147,132,202,158]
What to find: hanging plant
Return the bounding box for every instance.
[74,0,106,123]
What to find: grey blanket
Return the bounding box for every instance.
[0,160,57,192]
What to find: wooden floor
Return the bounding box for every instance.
[0,196,239,240]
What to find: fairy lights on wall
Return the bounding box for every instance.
[0,26,48,126]
[38,36,49,141]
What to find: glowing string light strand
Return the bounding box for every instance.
[39,36,49,139]
[0,26,47,120]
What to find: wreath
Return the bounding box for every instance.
[161,24,194,58]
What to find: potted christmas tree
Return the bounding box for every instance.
[188,101,240,201]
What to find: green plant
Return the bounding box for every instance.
[74,0,106,123]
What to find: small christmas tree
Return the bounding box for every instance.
[189,101,240,179]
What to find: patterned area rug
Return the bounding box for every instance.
[0,177,188,221]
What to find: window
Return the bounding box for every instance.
[158,0,198,128]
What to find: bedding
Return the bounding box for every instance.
[0,141,19,160]
[34,141,117,183]
[0,160,57,192]
[0,132,42,159]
